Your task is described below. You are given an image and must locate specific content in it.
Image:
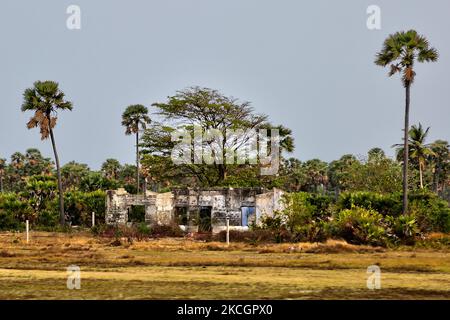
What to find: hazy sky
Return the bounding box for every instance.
[1,0,449,170]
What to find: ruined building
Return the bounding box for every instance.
[105,188,284,233]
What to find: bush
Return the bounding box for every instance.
[330,207,388,246]
[277,192,332,242]
[64,190,106,226]
[150,223,184,238]
[338,191,402,216]
[408,190,450,233]
[93,223,184,240]
[338,190,450,234]
[385,215,418,245]
[0,193,31,230]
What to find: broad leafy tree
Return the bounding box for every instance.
[144,87,293,186]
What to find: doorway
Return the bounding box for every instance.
[128,205,146,223]
[241,207,256,227]
[199,206,212,232]
[174,207,188,225]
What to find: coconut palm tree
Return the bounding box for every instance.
[121,105,151,193]
[21,81,73,225]
[375,30,438,214]
[430,140,450,193]
[395,124,434,189]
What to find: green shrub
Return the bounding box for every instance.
[137,222,151,236]
[408,190,450,233]
[338,191,450,234]
[259,214,284,231]
[150,223,184,238]
[278,192,332,242]
[0,193,31,230]
[331,207,387,246]
[338,191,401,216]
[35,209,59,228]
[385,215,418,245]
[64,190,106,226]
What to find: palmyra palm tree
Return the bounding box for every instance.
[101,158,122,180]
[375,30,438,214]
[21,81,73,226]
[121,105,151,193]
[11,152,25,170]
[0,158,5,193]
[395,124,434,189]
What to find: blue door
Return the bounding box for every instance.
[241,207,256,226]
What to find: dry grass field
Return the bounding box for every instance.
[0,231,449,299]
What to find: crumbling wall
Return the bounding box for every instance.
[105,188,157,225]
[106,187,284,233]
[255,188,285,226]
[152,191,174,225]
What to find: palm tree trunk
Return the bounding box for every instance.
[402,84,410,215]
[419,162,424,189]
[434,163,441,193]
[49,128,65,226]
[0,174,3,193]
[136,129,140,194]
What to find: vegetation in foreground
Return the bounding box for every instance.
[0,232,449,300]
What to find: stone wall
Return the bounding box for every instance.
[106,187,284,233]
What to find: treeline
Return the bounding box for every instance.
[0,138,448,232]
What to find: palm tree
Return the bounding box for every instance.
[101,158,122,180]
[11,152,25,170]
[395,124,434,189]
[121,105,151,193]
[0,158,6,193]
[21,81,73,225]
[430,140,450,193]
[375,30,438,214]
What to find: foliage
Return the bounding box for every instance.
[142,86,293,186]
[0,193,30,230]
[337,190,450,234]
[330,207,388,246]
[375,30,438,87]
[408,190,450,233]
[94,223,184,240]
[385,215,418,245]
[340,153,402,194]
[121,105,151,135]
[394,123,435,189]
[80,172,119,192]
[337,191,402,216]
[64,190,106,226]
[61,161,90,190]
[272,192,333,242]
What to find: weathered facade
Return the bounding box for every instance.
[106,187,284,233]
